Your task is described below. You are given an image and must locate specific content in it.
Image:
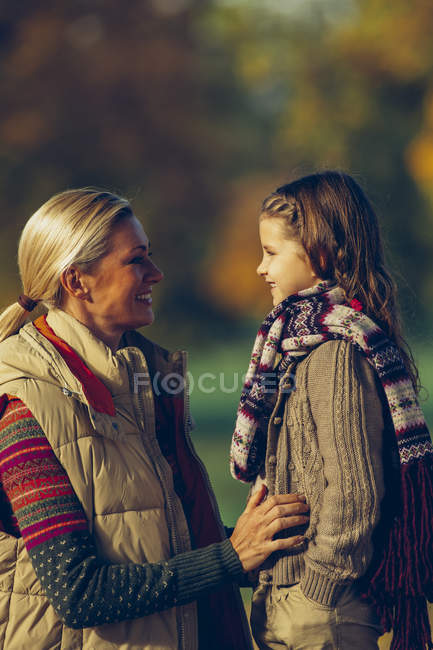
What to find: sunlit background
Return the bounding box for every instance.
[1,1,433,646]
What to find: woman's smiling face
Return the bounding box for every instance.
[61,216,163,350]
[84,216,163,330]
[256,217,320,306]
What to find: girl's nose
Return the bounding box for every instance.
[256,259,265,276]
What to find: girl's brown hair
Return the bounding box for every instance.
[261,170,419,392]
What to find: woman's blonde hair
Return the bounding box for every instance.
[0,188,133,343]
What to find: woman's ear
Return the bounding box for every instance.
[60,266,91,301]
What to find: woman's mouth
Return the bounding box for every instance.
[135,291,152,304]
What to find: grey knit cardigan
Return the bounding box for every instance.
[256,339,385,607]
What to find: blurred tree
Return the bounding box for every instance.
[202,0,433,338]
[1,0,433,346]
[0,0,258,345]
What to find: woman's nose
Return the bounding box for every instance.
[148,260,164,284]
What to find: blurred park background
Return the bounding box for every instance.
[1,0,433,645]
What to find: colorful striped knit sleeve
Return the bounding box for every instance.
[0,397,243,629]
[0,398,88,545]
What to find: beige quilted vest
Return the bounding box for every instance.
[0,308,202,650]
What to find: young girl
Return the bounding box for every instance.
[230,171,433,650]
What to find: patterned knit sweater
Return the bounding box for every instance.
[0,397,243,629]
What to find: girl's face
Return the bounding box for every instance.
[257,217,321,306]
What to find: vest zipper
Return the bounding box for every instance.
[179,351,254,650]
[127,352,189,650]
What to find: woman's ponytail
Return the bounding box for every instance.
[0,301,34,343]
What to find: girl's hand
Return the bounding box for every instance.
[229,485,309,572]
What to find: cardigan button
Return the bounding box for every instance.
[273,416,282,425]
[260,571,272,583]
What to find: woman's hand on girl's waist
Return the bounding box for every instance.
[230,485,309,573]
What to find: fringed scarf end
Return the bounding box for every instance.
[364,458,433,649]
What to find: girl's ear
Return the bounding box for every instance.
[314,249,328,279]
[60,266,91,301]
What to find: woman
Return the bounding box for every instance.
[0,188,308,649]
[230,171,433,649]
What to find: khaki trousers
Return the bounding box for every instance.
[251,582,382,650]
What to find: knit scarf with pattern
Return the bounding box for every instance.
[231,280,433,650]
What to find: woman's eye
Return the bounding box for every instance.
[129,252,152,264]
